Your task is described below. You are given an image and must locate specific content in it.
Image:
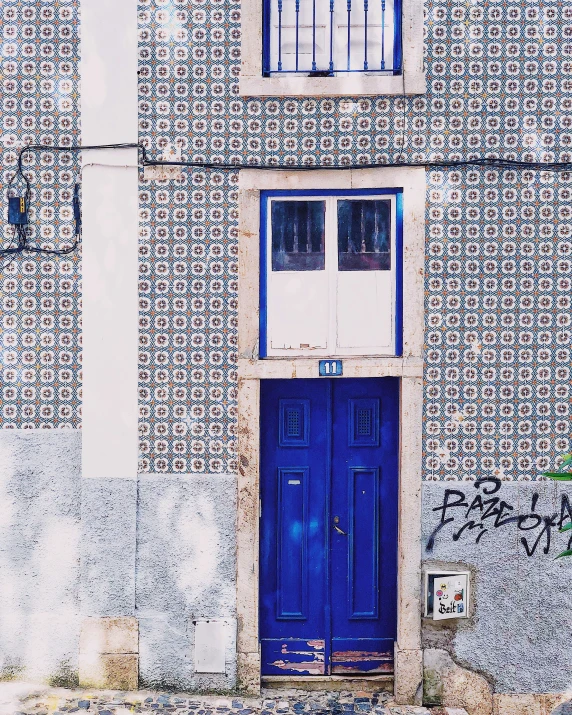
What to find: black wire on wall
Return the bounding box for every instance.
[2,140,572,270]
[2,143,142,269]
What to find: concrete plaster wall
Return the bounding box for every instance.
[80,480,137,617]
[0,430,82,684]
[136,474,237,691]
[0,433,238,690]
[422,482,572,694]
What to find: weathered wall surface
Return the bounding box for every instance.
[0,433,237,688]
[0,431,82,684]
[136,474,237,690]
[80,479,137,618]
[422,481,572,694]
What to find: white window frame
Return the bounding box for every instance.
[239,0,425,97]
[264,193,400,357]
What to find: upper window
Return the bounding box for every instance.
[337,199,391,271]
[272,200,326,271]
[262,0,402,76]
[261,191,403,358]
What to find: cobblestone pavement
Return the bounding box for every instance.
[0,685,443,715]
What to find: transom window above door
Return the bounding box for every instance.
[262,0,401,76]
[261,191,403,357]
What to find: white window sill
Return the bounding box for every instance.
[239,70,426,97]
[240,0,425,98]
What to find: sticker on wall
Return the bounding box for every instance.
[432,574,468,620]
[424,571,470,621]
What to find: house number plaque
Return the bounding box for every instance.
[319,360,343,377]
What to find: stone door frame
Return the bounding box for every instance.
[236,167,425,701]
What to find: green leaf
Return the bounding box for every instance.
[555,549,572,560]
[561,453,572,465]
[559,523,572,533]
[543,472,572,480]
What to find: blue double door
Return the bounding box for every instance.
[260,378,399,676]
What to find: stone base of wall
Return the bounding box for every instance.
[493,694,571,715]
[79,617,138,690]
[395,647,423,705]
[423,648,570,715]
[423,648,493,715]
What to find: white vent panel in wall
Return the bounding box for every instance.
[194,620,226,673]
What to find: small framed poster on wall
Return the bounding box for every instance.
[424,570,470,621]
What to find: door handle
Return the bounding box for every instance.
[333,516,348,536]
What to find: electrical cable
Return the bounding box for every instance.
[1,143,142,266]
[143,155,572,172]
[3,139,572,273]
[11,140,572,173]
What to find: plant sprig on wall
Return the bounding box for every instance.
[544,453,572,559]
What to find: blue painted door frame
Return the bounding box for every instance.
[260,378,399,676]
[259,189,404,359]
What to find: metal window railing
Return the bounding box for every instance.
[262,0,402,75]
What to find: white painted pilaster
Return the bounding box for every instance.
[80,0,139,480]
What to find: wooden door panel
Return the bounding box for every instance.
[260,379,330,676]
[330,378,399,674]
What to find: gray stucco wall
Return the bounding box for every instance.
[80,478,137,617]
[422,481,572,693]
[136,474,237,691]
[7,431,571,694]
[0,433,237,690]
[135,474,236,690]
[0,430,82,684]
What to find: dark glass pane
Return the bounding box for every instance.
[271,200,326,271]
[337,199,391,271]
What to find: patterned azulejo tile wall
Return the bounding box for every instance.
[137,0,571,477]
[0,0,570,482]
[425,168,571,480]
[0,0,81,430]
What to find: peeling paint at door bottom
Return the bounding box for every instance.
[331,647,394,674]
[262,639,326,676]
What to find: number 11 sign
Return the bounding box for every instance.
[319,360,343,376]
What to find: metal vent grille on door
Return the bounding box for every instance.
[357,408,372,436]
[287,409,301,437]
[349,398,380,447]
[279,399,310,446]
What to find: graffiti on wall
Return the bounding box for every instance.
[426,477,572,557]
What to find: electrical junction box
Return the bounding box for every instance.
[8,196,28,225]
[194,619,228,673]
[424,570,470,621]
